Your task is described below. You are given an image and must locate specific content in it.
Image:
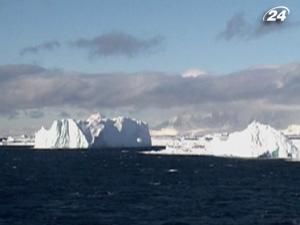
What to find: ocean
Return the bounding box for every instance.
[0,148,300,225]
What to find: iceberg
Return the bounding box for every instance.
[34,113,152,149]
[282,124,300,136]
[0,134,34,147]
[146,121,299,159]
[206,121,298,158]
[281,124,300,153]
[35,119,90,149]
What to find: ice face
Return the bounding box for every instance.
[34,114,152,149]
[34,119,89,149]
[80,116,152,148]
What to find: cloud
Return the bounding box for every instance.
[181,68,208,78]
[19,32,163,59]
[71,32,164,58]
[26,110,44,119]
[217,13,251,41]
[217,12,300,41]
[20,41,61,56]
[0,64,45,81]
[254,20,300,38]
[7,111,20,120]
[2,63,300,129]
[58,111,71,118]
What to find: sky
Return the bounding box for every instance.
[1,0,300,135]
[1,0,300,73]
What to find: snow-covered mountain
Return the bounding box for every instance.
[147,121,299,159]
[35,113,151,149]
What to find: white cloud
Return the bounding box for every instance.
[181,68,207,78]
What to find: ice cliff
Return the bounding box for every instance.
[35,119,89,149]
[34,113,152,149]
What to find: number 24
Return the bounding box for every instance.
[266,10,287,22]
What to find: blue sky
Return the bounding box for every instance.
[2,0,300,134]
[1,0,300,74]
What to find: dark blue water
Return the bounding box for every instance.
[0,149,300,225]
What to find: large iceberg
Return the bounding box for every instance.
[207,121,298,158]
[147,121,299,159]
[34,113,152,149]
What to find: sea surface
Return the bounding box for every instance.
[0,148,300,225]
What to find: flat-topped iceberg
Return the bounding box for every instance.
[34,113,151,149]
[148,121,299,159]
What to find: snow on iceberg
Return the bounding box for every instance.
[34,113,152,149]
[206,121,298,158]
[146,121,299,159]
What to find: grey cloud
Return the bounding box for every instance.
[26,110,45,119]
[2,63,300,129]
[217,12,300,41]
[254,20,300,38]
[59,111,71,118]
[7,111,20,120]
[0,64,45,77]
[20,41,61,56]
[217,13,252,41]
[71,32,164,58]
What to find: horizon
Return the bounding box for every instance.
[1,0,300,135]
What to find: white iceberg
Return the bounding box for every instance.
[282,124,300,136]
[281,124,300,153]
[146,121,299,159]
[0,134,34,147]
[34,119,90,149]
[34,113,152,149]
[207,121,298,158]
